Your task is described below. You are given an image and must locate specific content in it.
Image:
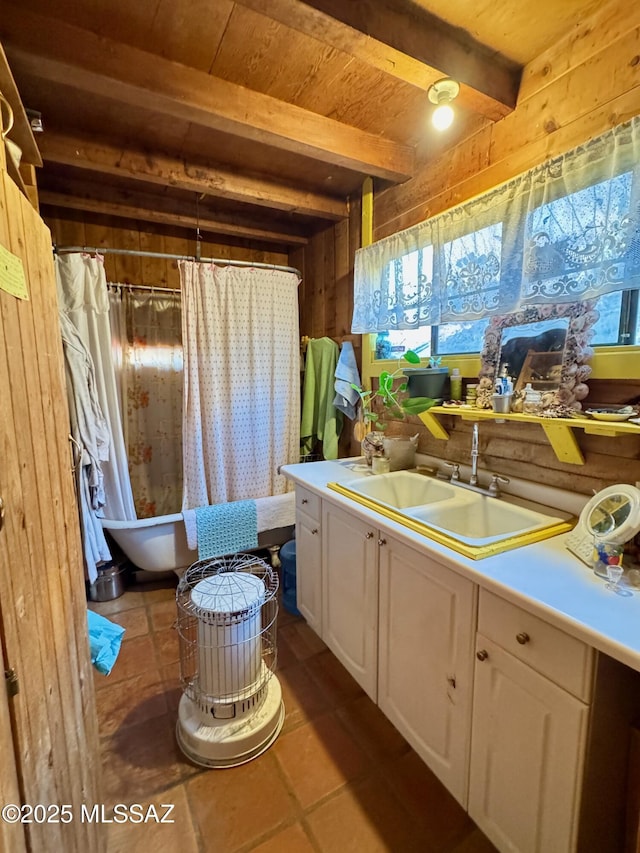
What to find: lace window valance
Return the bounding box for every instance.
[352,116,640,333]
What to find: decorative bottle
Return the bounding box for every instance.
[450,368,462,401]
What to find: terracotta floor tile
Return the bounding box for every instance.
[160,663,182,715]
[385,750,475,850]
[100,634,156,686]
[105,605,150,639]
[106,783,198,853]
[276,631,298,670]
[249,822,316,853]
[336,694,411,761]
[187,752,295,851]
[96,669,169,737]
[306,776,429,853]
[101,714,197,806]
[274,714,370,809]
[306,649,365,706]
[278,603,301,628]
[149,599,178,632]
[451,828,500,853]
[89,589,146,616]
[154,627,181,667]
[142,582,179,605]
[278,663,330,735]
[279,620,327,661]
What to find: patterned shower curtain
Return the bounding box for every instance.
[109,286,183,518]
[179,261,300,508]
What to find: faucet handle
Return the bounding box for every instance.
[443,462,460,481]
[488,474,510,496]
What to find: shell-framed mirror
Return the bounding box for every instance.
[478,301,600,416]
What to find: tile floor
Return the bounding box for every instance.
[90,570,498,853]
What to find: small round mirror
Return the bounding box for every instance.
[579,484,640,546]
[588,494,632,536]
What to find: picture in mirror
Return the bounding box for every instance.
[499,318,569,393]
[479,302,599,415]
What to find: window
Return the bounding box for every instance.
[374,291,638,359]
[354,116,640,341]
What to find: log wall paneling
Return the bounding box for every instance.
[375,0,640,237]
[44,212,290,289]
[0,168,103,851]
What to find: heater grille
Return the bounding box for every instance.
[176,553,279,718]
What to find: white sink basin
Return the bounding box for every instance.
[343,470,458,508]
[409,495,566,546]
[328,471,575,558]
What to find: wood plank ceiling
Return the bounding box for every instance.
[0,0,602,250]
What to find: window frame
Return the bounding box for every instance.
[362,338,640,392]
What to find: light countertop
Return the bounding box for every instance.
[282,458,640,675]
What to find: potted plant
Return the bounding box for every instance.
[351,350,437,464]
[401,354,450,401]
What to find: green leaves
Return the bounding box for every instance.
[403,349,421,365]
[351,348,437,426]
[400,396,437,415]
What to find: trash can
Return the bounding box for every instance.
[88,562,127,602]
[280,539,301,617]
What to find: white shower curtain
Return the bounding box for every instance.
[56,254,136,521]
[179,261,300,508]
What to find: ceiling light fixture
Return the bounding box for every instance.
[428,78,460,131]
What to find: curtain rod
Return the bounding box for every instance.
[53,245,301,276]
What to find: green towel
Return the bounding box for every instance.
[300,337,343,460]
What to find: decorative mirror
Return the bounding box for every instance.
[579,485,640,545]
[566,484,640,568]
[478,301,599,415]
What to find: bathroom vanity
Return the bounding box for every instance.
[282,459,640,853]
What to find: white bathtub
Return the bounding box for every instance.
[101,512,294,573]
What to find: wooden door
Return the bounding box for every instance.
[321,503,378,700]
[0,162,103,850]
[469,635,589,853]
[378,537,476,806]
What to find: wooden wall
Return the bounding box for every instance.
[0,167,102,849]
[44,208,290,288]
[360,0,640,495]
[294,195,363,457]
[40,0,640,491]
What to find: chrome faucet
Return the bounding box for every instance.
[470,422,479,486]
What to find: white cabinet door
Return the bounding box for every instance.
[469,635,590,853]
[295,510,323,635]
[378,535,476,805]
[322,502,379,700]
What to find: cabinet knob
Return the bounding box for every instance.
[516,632,530,645]
[301,498,308,504]
[378,538,387,546]
[476,649,489,662]
[365,531,374,539]
[311,528,318,535]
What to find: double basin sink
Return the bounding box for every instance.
[328,470,574,559]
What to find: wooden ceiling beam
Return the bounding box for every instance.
[39,190,308,246]
[38,131,346,221]
[234,0,520,121]
[0,7,414,182]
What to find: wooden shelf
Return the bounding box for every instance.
[418,405,640,466]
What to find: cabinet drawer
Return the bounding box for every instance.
[296,486,321,521]
[478,590,594,702]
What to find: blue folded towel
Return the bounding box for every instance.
[333,341,361,420]
[195,500,258,559]
[87,609,125,676]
